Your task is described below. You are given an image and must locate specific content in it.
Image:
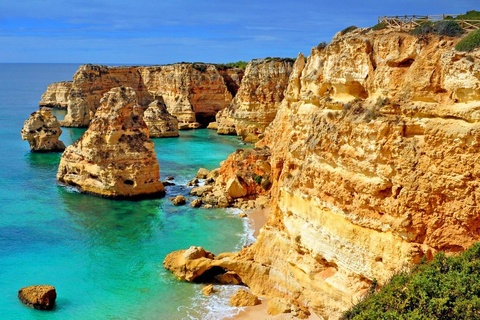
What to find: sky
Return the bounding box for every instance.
[0,0,478,64]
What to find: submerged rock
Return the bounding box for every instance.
[57,87,165,199]
[143,99,179,138]
[21,107,65,152]
[18,285,57,310]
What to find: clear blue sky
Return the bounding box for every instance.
[0,0,477,64]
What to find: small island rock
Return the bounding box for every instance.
[18,285,57,310]
[21,107,65,152]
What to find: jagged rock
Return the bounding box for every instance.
[39,81,72,109]
[162,181,175,186]
[171,195,186,206]
[206,122,218,130]
[267,298,291,315]
[143,99,179,138]
[21,107,65,152]
[166,176,174,180]
[226,177,247,199]
[163,246,219,281]
[186,178,199,186]
[216,58,294,141]
[190,185,213,197]
[196,168,210,179]
[228,289,260,307]
[202,284,215,296]
[190,198,202,208]
[18,285,57,310]
[57,87,164,199]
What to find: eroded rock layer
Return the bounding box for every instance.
[143,99,179,138]
[21,107,65,152]
[57,87,164,199]
[39,81,72,109]
[216,58,294,141]
[166,29,480,318]
[43,64,243,128]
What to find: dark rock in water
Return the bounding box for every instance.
[18,285,57,310]
[166,176,175,181]
[171,195,186,206]
[162,180,176,186]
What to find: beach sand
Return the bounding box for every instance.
[247,207,269,237]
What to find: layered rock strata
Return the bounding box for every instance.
[143,99,179,138]
[43,64,243,128]
[216,58,294,141]
[57,87,164,199]
[21,107,65,152]
[39,81,72,108]
[166,29,480,318]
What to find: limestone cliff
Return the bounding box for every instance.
[21,107,65,152]
[143,99,179,138]
[57,87,164,199]
[39,81,72,109]
[216,58,294,142]
[44,63,241,128]
[166,29,480,318]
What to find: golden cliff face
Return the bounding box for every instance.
[48,64,241,128]
[216,58,294,141]
[143,99,179,138]
[165,29,480,319]
[39,81,73,109]
[57,87,164,199]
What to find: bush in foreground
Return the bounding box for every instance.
[455,29,480,52]
[343,242,480,320]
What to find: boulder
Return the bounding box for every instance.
[190,185,213,197]
[186,178,199,186]
[163,246,219,281]
[206,122,218,130]
[202,284,215,296]
[18,285,57,310]
[226,177,247,198]
[172,195,186,206]
[228,288,260,307]
[21,107,65,152]
[267,297,291,315]
[196,168,210,179]
[191,198,202,208]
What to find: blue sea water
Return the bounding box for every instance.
[0,64,251,319]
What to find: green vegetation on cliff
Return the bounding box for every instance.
[455,29,480,51]
[343,243,480,319]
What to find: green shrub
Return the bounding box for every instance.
[253,175,263,185]
[455,29,480,51]
[317,41,328,50]
[432,20,464,37]
[455,10,480,20]
[342,242,480,319]
[410,21,434,35]
[215,61,248,70]
[371,22,388,31]
[341,26,358,35]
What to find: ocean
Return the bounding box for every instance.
[0,63,252,319]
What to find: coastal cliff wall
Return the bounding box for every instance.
[216,58,294,141]
[42,64,243,128]
[166,29,480,318]
[246,29,480,317]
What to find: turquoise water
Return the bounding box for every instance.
[0,64,250,319]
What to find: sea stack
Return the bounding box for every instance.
[143,99,179,138]
[20,107,65,152]
[57,86,165,199]
[18,285,57,310]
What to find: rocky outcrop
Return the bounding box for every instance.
[229,289,260,307]
[21,107,65,152]
[18,285,56,310]
[57,87,164,199]
[166,29,480,318]
[143,99,179,138]
[39,81,72,109]
[47,63,242,128]
[216,58,294,141]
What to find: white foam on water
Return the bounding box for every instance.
[179,284,246,320]
[226,208,256,250]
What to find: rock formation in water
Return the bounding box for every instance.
[21,107,65,152]
[215,58,294,142]
[143,99,179,138]
[57,87,164,199]
[165,29,480,318]
[39,81,72,109]
[18,285,57,310]
[42,63,244,129]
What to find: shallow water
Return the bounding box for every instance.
[0,64,249,319]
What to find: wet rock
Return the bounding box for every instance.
[196,168,210,179]
[172,195,186,206]
[18,285,57,310]
[190,185,213,197]
[191,198,202,208]
[229,288,260,307]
